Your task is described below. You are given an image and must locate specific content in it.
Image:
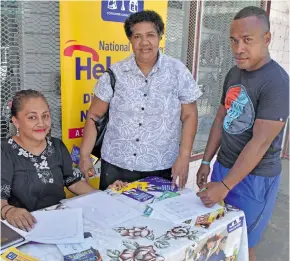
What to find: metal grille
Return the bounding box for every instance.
[269,1,289,74]
[164,0,195,65]
[269,1,290,159]
[192,0,262,155]
[21,1,61,138]
[1,0,22,138]
[1,1,61,139]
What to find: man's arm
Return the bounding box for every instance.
[172,102,198,188]
[198,73,289,205]
[196,105,226,187]
[197,119,285,207]
[203,105,227,162]
[223,119,285,189]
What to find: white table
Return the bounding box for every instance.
[18,190,249,261]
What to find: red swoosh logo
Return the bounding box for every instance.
[64,44,99,62]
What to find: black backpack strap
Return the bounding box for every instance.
[105,68,116,93]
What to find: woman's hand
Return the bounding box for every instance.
[107,180,128,190]
[6,207,36,232]
[172,155,190,189]
[79,156,95,183]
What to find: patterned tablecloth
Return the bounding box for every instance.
[18,190,249,261]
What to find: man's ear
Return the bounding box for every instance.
[265,31,271,46]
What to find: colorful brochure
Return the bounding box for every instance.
[1,247,40,261]
[122,189,155,202]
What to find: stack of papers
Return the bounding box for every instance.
[63,191,142,228]
[26,208,84,244]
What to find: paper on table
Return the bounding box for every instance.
[149,192,224,224]
[63,191,142,227]
[57,233,96,256]
[26,208,84,244]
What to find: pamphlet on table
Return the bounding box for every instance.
[1,246,40,261]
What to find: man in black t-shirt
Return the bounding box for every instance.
[196,6,289,261]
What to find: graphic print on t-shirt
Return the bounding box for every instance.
[223,84,255,134]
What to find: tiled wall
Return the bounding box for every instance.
[269,1,289,152]
[269,1,289,74]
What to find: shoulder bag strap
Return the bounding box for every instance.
[104,68,116,94]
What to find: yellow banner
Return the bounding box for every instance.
[60,1,168,152]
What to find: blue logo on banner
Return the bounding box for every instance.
[101,0,144,23]
[227,216,244,233]
[6,252,17,260]
[71,145,81,165]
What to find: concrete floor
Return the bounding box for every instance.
[256,159,289,261]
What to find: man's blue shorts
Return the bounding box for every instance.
[211,161,281,248]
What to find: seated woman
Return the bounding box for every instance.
[1,89,125,231]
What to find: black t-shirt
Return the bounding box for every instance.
[1,137,82,211]
[218,60,289,177]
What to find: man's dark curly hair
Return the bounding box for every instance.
[124,10,164,38]
[234,6,270,32]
